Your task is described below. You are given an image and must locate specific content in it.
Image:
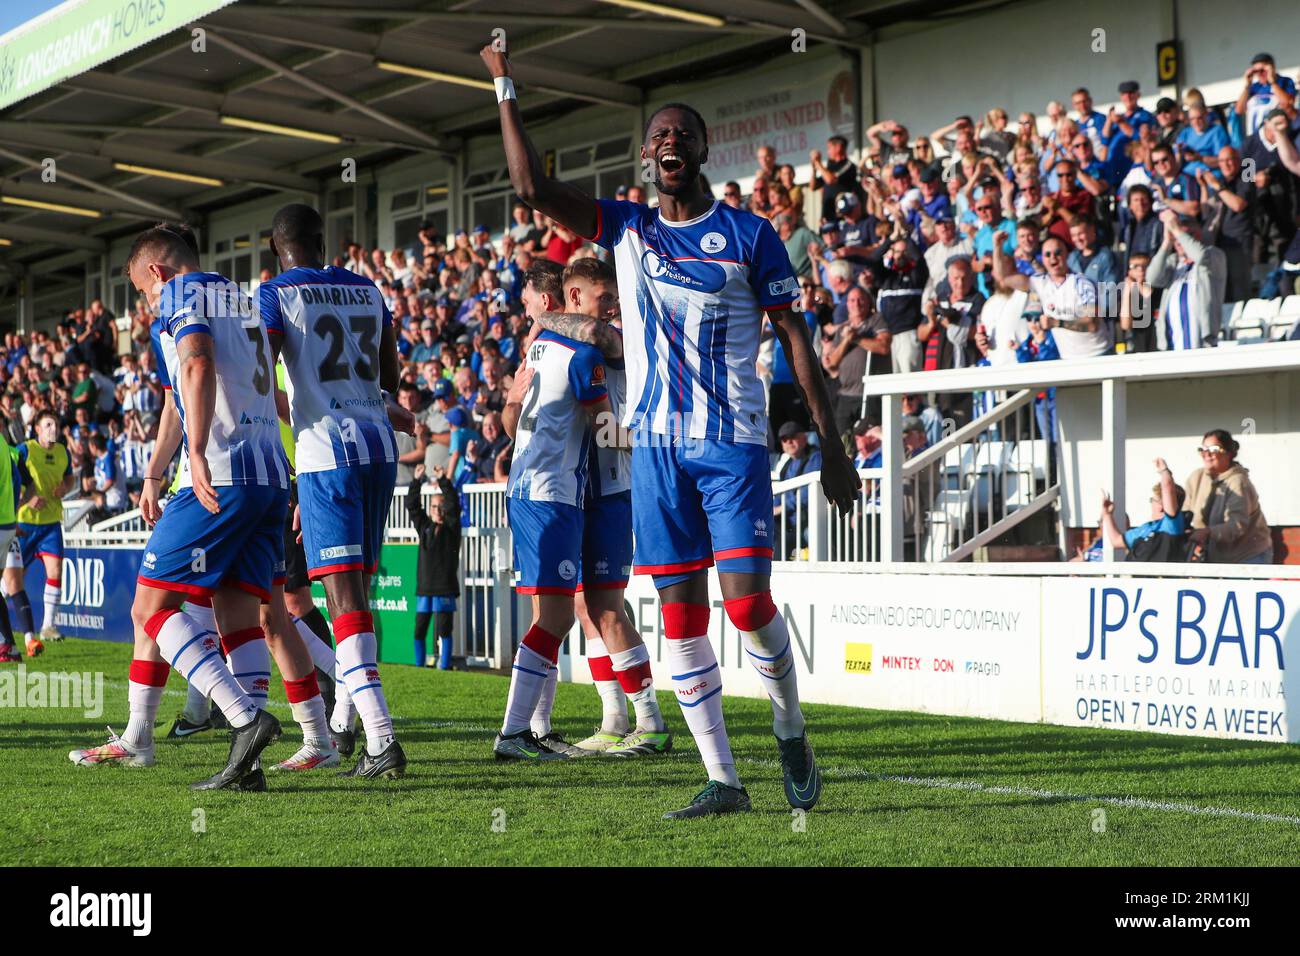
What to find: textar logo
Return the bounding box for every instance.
[558,559,576,581]
[754,518,767,538]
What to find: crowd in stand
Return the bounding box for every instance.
[7,54,1298,541]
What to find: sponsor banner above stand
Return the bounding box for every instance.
[1043,578,1299,743]
[561,572,1042,724]
[0,0,240,111]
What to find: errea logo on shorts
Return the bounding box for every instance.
[558,560,577,581]
[142,552,157,570]
[754,518,768,538]
[319,544,363,561]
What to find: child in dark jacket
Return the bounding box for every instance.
[406,464,462,668]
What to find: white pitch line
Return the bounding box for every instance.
[96,679,1300,826]
[742,757,1300,828]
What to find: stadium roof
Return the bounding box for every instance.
[0,0,971,279]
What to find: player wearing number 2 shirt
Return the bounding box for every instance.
[258,203,406,780]
[484,44,862,819]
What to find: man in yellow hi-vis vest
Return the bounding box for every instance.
[2,410,72,657]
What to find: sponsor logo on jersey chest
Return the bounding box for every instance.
[640,249,725,293]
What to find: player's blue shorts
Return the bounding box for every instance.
[579,490,632,591]
[630,435,773,577]
[297,459,397,579]
[417,595,457,613]
[137,484,289,601]
[9,522,62,567]
[507,496,582,595]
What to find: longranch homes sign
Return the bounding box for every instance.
[0,0,239,111]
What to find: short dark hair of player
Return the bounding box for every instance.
[271,203,325,251]
[123,221,200,277]
[523,260,563,300]
[562,257,615,289]
[32,409,59,430]
[644,102,708,144]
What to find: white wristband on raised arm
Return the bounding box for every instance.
[494,77,516,103]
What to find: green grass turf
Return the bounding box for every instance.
[6,638,1300,866]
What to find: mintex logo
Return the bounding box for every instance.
[844,642,872,674]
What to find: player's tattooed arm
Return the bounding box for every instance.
[176,331,220,511]
[502,364,533,440]
[770,308,862,514]
[534,312,623,359]
[480,46,599,240]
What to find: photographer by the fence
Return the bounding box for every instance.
[406,464,462,669]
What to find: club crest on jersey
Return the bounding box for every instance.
[700,231,727,254]
[640,249,725,293]
[558,559,577,581]
[590,364,606,387]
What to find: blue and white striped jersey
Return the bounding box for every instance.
[587,326,630,499]
[150,271,288,489]
[586,199,799,447]
[258,266,397,474]
[507,330,607,508]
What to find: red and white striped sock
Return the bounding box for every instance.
[147,607,256,728]
[587,637,628,734]
[122,659,169,751]
[41,578,60,631]
[502,624,562,735]
[610,643,663,732]
[284,672,330,746]
[725,592,805,740]
[663,602,737,787]
[221,627,271,708]
[333,610,394,756]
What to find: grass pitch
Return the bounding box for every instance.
[7,638,1300,866]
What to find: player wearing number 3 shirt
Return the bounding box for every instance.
[258,203,406,780]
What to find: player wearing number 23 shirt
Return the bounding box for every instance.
[258,259,398,580]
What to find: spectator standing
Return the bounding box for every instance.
[823,286,890,435]
[1198,146,1257,302]
[866,236,927,373]
[773,422,823,558]
[810,135,858,223]
[922,214,974,303]
[1235,53,1297,139]
[406,464,462,668]
[1148,211,1226,350]
[1184,430,1273,564]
